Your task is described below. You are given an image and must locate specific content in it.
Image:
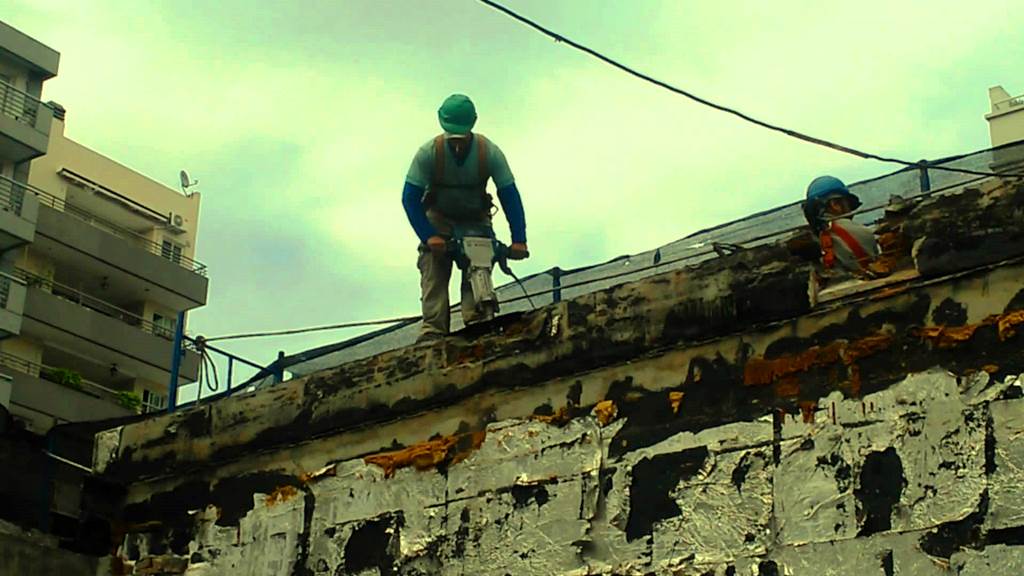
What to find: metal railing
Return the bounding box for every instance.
[15,267,179,340]
[993,93,1024,114]
[0,174,208,276]
[0,79,43,128]
[0,273,11,310]
[0,350,126,405]
[0,176,26,216]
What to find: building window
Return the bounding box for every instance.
[141,389,168,414]
[152,313,175,339]
[161,240,183,264]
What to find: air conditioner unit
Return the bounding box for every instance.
[167,212,187,234]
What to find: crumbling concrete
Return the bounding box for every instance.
[80,177,1024,574]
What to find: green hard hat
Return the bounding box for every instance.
[438,94,477,135]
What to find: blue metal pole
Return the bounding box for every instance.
[274,348,286,383]
[226,357,234,394]
[552,267,562,303]
[167,310,185,412]
[918,160,932,192]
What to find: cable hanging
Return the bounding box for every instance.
[475,0,1024,179]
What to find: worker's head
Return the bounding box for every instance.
[806,175,861,216]
[438,94,477,135]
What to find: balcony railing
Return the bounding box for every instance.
[0,174,208,276]
[0,273,11,310]
[0,349,127,407]
[15,267,180,340]
[993,93,1024,114]
[0,176,26,216]
[0,79,43,128]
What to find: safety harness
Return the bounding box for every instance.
[820,221,873,272]
[424,133,492,222]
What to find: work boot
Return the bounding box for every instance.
[416,332,445,344]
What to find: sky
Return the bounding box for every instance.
[5,0,1023,396]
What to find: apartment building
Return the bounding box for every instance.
[0,21,205,434]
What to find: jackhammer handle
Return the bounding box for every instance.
[508,248,530,260]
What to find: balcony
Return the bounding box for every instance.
[0,175,39,251]
[28,183,208,310]
[15,268,200,384]
[0,79,52,163]
[0,271,26,337]
[0,350,135,433]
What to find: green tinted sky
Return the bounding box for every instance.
[5,0,1023,386]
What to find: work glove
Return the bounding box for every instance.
[509,242,530,260]
[427,235,447,254]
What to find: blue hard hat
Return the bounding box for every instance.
[806,175,861,209]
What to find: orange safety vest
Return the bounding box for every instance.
[820,221,873,272]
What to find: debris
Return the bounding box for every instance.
[531,405,572,426]
[593,400,617,425]
[264,485,299,506]
[299,464,337,484]
[668,391,684,414]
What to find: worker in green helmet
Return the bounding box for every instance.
[402,94,529,339]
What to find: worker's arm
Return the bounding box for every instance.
[402,182,437,243]
[496,183,527,244]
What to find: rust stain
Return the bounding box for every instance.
[997,310,1024,341]
[982,364,1000,374]
[593,400,618,426]
[915,309,1024,348]
[842,333,894,363]
[743,342,843,387]
[744,332,893,397]
[531,405,572,426]
[915,325,980,349]
[264,485,300,506]
[668,391,685,414]
[364,430,486,478]
[773,376,801,398]
[798,401,817,423]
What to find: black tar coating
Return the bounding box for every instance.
[625,446,709,541]
[101,246,812,482]
[932,297,968,326]
[121,471,301,555]
[856,448,905,536]
[344,513,401,576]
[881,549,895,576]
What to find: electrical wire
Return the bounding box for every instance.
[474,0,1024,179]
[199,167,990,344]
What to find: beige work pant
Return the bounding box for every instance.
[418,247,480,336]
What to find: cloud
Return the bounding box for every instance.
[5,0,1023,381]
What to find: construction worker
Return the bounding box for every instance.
[402,94,528,340]
[802,175,880,277]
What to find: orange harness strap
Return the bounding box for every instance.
[821,221,872,271]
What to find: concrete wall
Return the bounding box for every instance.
[113,370,1024,575]
[35,202,209,307]
[987,85,1024,147]
[0,521,97,576]
[28,118,201,264]
[85,177,1024,575]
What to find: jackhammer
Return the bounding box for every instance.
[447,222,532,323]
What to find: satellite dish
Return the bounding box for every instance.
[179,170,199,195]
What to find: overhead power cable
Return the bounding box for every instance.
[201,170,987,344]
[475,0,1023,179]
